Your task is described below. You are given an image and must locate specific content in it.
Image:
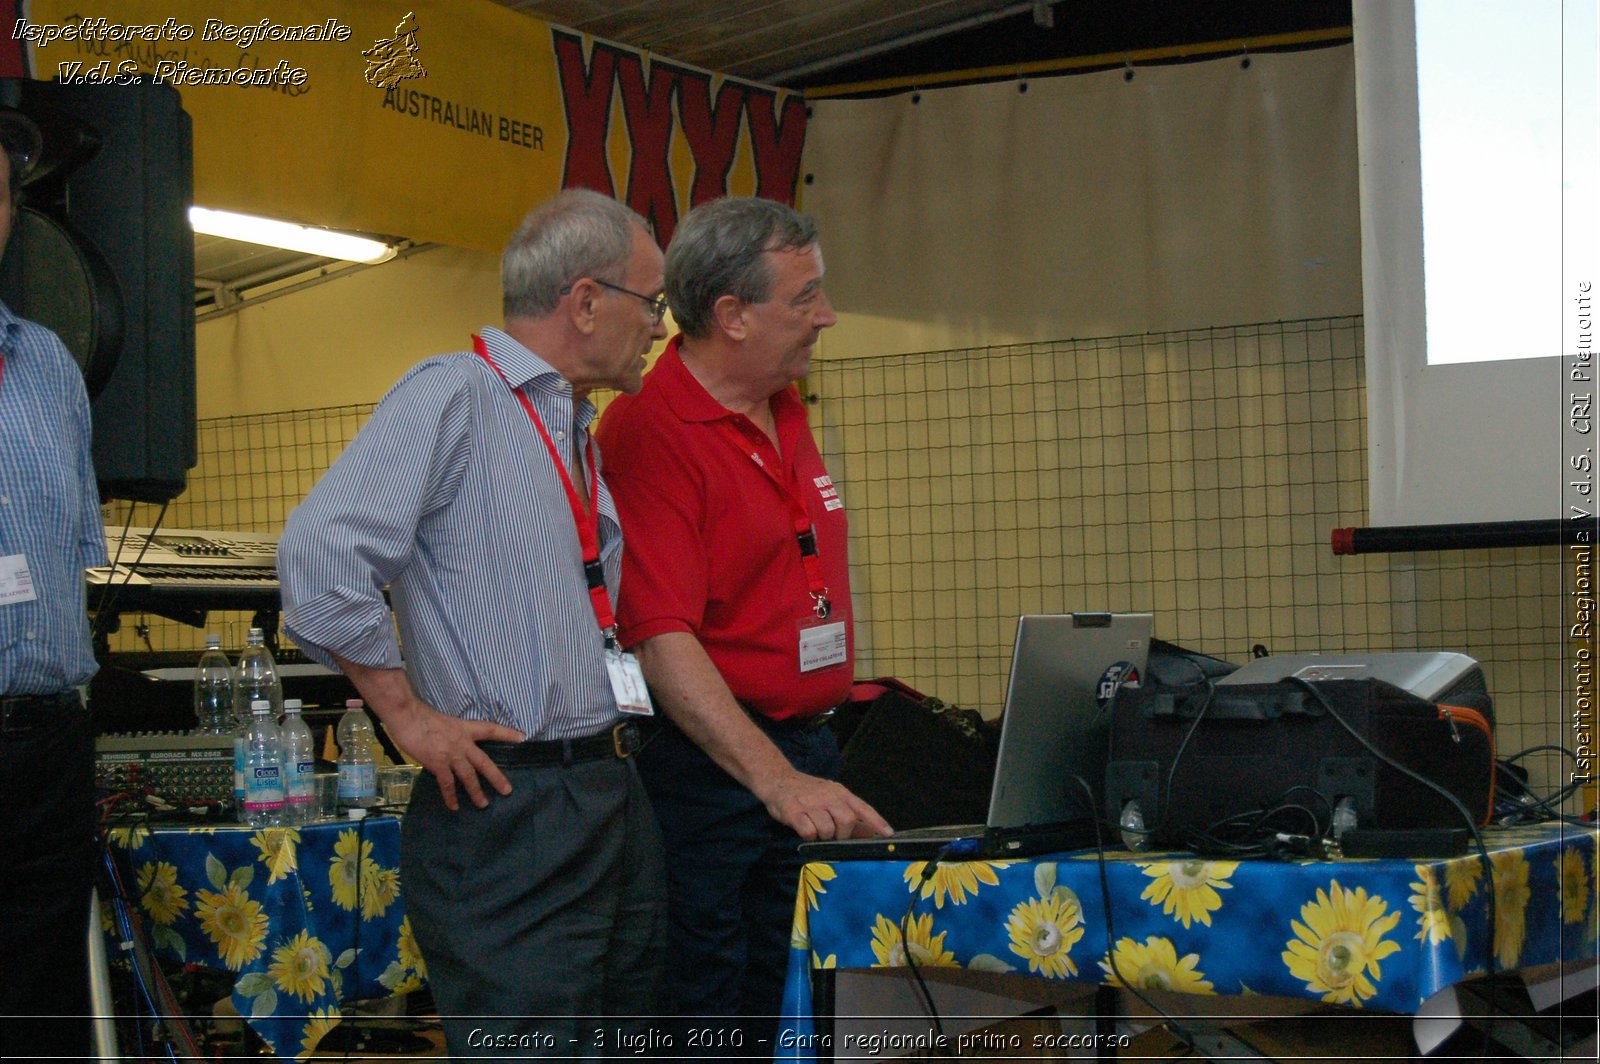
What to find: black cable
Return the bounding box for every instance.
[1071,774,1199,1058]
[1285,677,1501,1056]
[1508,789,1590,826]
[1493,744,1593,824]
[1176,788,1336,859]
[1155,680,1216,846]
[1101,659,1215,854]
[1503,743,1580,766]
[91,501,171,642]
[93,506,138,616]
[901,847,958,1054]
[1151,652,1217,689]
[1276,784,1337,828]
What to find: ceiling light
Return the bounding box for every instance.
[188,207,398,264]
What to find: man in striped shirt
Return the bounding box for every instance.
[280,189,669,1054]
[0,106,109,1063]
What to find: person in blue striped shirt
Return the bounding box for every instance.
[279,189,669,1054]
[0,106,109,1061]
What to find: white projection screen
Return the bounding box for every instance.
[1354,0,1597,526]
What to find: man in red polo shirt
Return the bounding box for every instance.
[597,197,891,1036]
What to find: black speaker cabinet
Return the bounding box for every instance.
[1105,679,1495,848]
[0,79,195,503]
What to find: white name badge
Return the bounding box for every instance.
[798,620,848,673]
[0,553,37,606]
[605,647,654,716]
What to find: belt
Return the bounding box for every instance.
[752,708,836,734]
[0,690,82,735]
[480,721,642,768]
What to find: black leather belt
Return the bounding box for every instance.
[481,721,642,767]
[754,708,836,734]
[0,690,81,735]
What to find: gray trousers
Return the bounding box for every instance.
[401,752,667,1059]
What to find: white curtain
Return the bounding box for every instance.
[802,46,1362,359]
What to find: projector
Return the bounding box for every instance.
[1216,651,1490,718]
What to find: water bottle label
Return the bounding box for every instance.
[286,761,315,802]
[233,738,246,796]
[338,762,376,799]
[246,765,284,807]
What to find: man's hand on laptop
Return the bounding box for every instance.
[760,770,893,841]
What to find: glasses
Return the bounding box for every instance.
[562,278,669,324]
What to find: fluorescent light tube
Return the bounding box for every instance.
[189,207,397,264]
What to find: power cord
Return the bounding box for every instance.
[1070,775,1201,1058]
[1285,677,1501,1057]
[1495,744,1590,825]
[900,773,1206,1056]
[900,842,975,1055]
[1180,796,1330,860]
[1102,660,1217,852]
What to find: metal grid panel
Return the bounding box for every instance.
[810,316,1571,803]
[105,316,1574,804]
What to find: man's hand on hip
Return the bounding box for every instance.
[382,703,523,812]
[332,655,523,812]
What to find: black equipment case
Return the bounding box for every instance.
[1104,677,1495,847]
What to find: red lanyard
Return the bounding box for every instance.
[714,417,832,618]
[472,335,617,639]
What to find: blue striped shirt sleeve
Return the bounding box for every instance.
[278,330,625,740]
[280,359,473,671]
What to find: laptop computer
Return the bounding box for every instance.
[800,612,1154,861]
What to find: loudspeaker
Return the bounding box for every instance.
[1105,678,1495,851]
[0,79,195,503]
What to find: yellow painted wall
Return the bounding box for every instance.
[195,245,503,419]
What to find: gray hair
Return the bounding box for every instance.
[502,189,648,321]
[664,197,820,338]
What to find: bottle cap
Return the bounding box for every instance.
[346,807,368,820]
[345,699,364,709]
[251,699,271,712]
[284,699,303,712]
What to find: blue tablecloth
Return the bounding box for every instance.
[780,823,1598,1057]
[104,815,422,1061]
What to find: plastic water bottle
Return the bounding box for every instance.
[232,718,247,820]
[336,699,379,810]
[279,699,317,825]
[242,699,285,827]
[233,630,281,819]
[193,634,233,735]
[233,628,283,719]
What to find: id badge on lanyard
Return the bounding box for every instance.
[0,553,37,606]
[473,336,653,716]
[715,420,847,675]
[605,646,653,715]
[797,615,847,673]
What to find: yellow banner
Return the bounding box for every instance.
[16,0,808,250]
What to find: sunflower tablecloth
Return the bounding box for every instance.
[780,823,1599,1059]
[104,816,424,1061]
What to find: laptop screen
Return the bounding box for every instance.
[986,612,1154,828]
